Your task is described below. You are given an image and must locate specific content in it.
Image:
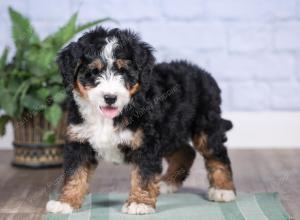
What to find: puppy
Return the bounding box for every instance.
[46,27,236,215]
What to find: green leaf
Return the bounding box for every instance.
[44,14,114,52]
[21,95,46,111]
[42,130,56,144]
[0,115,10,136]
[44,104,62,127]
[7,80,21,91]
[26,47,57,76]
[49,85,62,93]
[13,81,30,102]
[53,91,66,104]
[36,88,50,100]
[8,7,40,51]
[76,17,115,33]
[0,90,17,117]
[10,81,30,116]
[29,78,44,85]
[43,13,78,51]
[0,47,9,70]
[49,74,62,84]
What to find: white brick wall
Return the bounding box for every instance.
[206,0,296,20]
[0,0,299,111]
[228,23,272,52]
[274,21,300,51]
[270,82,300,109]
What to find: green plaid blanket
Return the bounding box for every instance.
[44,193,290,220]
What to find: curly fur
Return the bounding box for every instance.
[49,27,235,214]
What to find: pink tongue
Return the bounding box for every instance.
[101,107,119,118]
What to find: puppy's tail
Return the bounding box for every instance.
[221,119,233,131]
[219,118,233,144]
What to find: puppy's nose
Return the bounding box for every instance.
[104,94,117,105]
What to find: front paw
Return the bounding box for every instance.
[121,202,155,215]
[208,187,236,202]
[46,200,73,214]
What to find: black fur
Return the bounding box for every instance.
[57,27,233,184]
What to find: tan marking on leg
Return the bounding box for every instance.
[127,166,160,208]
[162,146,195,187]
[131,129,143,150]
[129,83,140,96]
[193,132,209,157]
[193,133,235,191]
[59,164,94,209]
[206,160,235,190]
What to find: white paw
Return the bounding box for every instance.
[46,200,73,214]
[121,202,155,215]
[159,181,180,194]
[208,187,236,202]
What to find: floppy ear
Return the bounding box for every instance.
[57,42,82,95]
[134,42,155,92]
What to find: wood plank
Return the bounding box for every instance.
[0,149,299,219]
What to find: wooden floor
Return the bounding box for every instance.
[0,149,299,220]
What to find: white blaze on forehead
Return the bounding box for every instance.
[99,37,119,81]
[81,36,130,118]
[95,74,124,94]
[101,37,118,68]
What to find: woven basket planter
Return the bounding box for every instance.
[11,112,68,168]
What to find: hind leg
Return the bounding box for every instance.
[160,144,196,194]
[193,132,236,202]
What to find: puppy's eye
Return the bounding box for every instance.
[91,69,99,75]
[84,69,98,78]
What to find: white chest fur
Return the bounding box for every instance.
[70,92,134,164]
[68,119,133,164]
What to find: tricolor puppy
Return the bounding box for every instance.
[46,27,236,215]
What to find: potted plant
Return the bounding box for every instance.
[0,7,111,168]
